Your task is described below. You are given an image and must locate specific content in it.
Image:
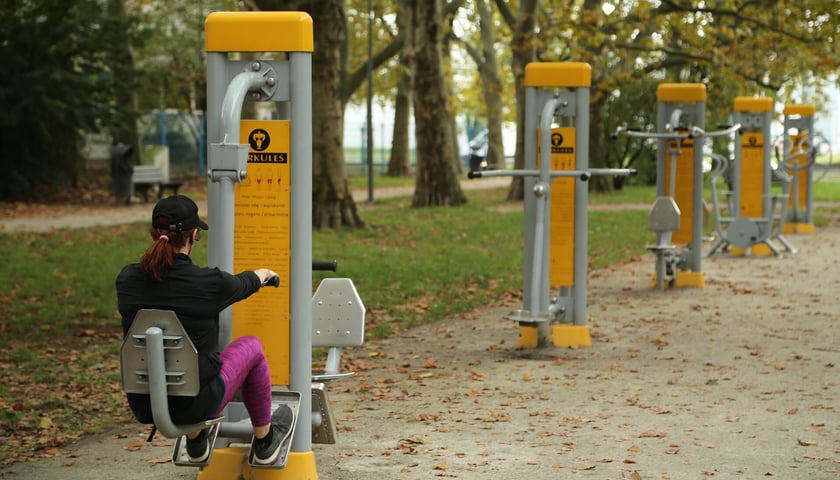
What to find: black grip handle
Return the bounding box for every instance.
[313,260,338,272]
[467,171,482,179]
[265,275,280,288]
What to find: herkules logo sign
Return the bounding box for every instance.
[551,132,573,154]
[248,128,288,163]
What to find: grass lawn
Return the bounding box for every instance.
[1,170,838,464]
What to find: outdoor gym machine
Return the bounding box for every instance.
[707,96,795,257]
[614,84,738,288]
[781,104,817,234]
[470,62,633,348]
[202,11,363,479]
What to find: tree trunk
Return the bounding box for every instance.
[476,0,505,170]
[410,0,466,207]
[310,1,363,227]
[495,0,538,201]
[587,90,613,193]
[387,2,413,178]
[256,0,364,228]
[107,0,141,169]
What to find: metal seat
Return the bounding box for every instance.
[120,309,224,467]
[309,279,365,444]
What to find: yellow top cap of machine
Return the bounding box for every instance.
[524,63,591,88]
[206,11,313,53]
[734,96,773,112]
[657,83,706,102]
[783,104,816,116]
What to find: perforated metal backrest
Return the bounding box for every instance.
[649,196,681,233]
[120,309,200,397]
[311,278,365,348]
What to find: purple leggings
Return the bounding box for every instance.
[210,335,272,427]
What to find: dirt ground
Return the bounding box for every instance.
[311,227,840,480]
[2,223,838,480]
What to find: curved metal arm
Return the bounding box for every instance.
[699,123,742,138]
[145,327,217,438]
[220,71,267,146]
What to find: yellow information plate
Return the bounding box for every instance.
[740,133,765,218]
[786,133,809,209]
[548,127,575,287]
[664,136,695,245]
[233,120,291,385]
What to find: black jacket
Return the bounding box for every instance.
[116,253,261,424]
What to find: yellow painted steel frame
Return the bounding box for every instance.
[524,62,591,87]
[521,62,592,348]
[206,12,313,52]
[203,11,317,480]
[731,97,774,256]
[654,83,706,286]
[782,104,817,234]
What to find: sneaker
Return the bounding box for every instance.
[253,404,294,465]
[185,428,210,463]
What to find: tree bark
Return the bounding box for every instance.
[309,0,364,227]
[494,0,538,201]
[387,1,413,178]
[476,0,505,170]
[410,0,466,207]
[256,0,364,228]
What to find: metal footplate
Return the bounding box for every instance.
[504,309,553,324]
[311,382,337,444]
[171,416,225,467]
[248,390,301,469]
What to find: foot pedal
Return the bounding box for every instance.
[172,418,224,467]
[248,390,300,469]
[311,382,337,444]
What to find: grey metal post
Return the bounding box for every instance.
[289,50,313,453]
[206,52,226,273]
[533,98,559,340]
[212,71,266,347]
[522,87,537,317]
[690,101,705,272]
[573,86,589,325]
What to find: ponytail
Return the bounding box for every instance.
[140,228,188,281]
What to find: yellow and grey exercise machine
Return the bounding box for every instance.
[121,12,365,480]
[707,96,795,257]
[781,104,818,234]
[614,84,739,288]
[470,63,633,348]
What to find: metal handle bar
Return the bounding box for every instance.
[612,123,741,140]
[468,169,591,181]
[313,260,338,272]
[696,123,742,138]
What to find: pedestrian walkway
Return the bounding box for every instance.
[0,177,510,233]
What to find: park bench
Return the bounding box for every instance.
[131,164,184,203]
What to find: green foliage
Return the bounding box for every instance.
[0,0,143,200]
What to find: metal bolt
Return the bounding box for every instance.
[533,183,546,197]
[251,62,261,71]
[266,77,275,87]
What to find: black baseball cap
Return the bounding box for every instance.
[152,195,209,231]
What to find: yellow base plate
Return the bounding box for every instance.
[198,448,318,480]
[782,223,815,234]
[729,244,775,257]
[549,324,591,348]
[650,271,705,289]
[518,325,539,349]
